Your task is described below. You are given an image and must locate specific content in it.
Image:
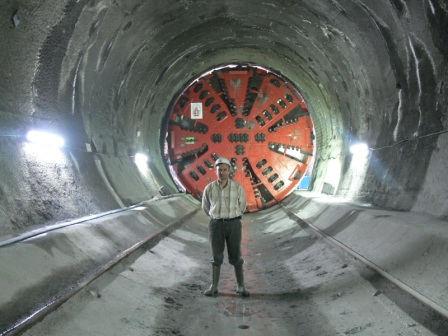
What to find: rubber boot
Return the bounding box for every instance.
[234,264,250,297]
[204,265,221,296]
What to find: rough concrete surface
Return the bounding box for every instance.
[0,0,448,335]
[282,192,448,317]
[20,200,448,336]
[1,0,448,236]
[0,194,200,334]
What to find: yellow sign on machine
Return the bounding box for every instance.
[184,137,196,144]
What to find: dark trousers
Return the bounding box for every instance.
[209,218,244,266]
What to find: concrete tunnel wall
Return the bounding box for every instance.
[0,0,447,238]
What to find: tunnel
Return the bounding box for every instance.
[1,0,448,335]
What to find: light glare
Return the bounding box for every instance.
[135,153,148,165]
[26,130,65,148]
[350,143,368,155]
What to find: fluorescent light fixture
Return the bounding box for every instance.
[134,152,148,165]
[26,130,65,148]
[350,143,368,155]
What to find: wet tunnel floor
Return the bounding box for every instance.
[23,206,442,336]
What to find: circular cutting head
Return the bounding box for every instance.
[165,64,315,212]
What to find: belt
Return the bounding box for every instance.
[214,216,242,222]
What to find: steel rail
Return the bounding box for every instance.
[2,204,199,336]
[280,204,448,319]
[280,204,448,321]
[0,193,184,249]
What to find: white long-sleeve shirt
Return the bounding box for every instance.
[202,179,246,219]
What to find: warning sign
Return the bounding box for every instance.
[184,137,196,144]
[190,103,203,119]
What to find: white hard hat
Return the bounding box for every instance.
[215,157,232,167]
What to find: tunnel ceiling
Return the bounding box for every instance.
[0,0,447,233]
[165,64,314,212]
[27,0,395,192]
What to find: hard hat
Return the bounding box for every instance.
[215,157,232,167]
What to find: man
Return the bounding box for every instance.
[202,157,250,297]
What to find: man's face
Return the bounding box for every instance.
[216,163,230,181]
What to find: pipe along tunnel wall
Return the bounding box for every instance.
[0,0,448,332]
